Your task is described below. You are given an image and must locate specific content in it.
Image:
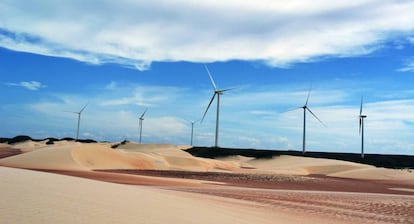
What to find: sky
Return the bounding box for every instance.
[1,0,414,155]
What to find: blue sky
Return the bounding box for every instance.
[1,1,414,155]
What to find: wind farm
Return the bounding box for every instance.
[3,66,414,224]
[2,1,414,224]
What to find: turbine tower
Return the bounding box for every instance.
[359,96,367,159]
[202,65,235,148]
[139,109,147,144]
[189,119,201,146]
[67,103,88,140]
[293,87,324,154]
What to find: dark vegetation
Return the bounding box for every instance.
[0,135,97,145]
[187,147,414,169]
[111,140,130,149]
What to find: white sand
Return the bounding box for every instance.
[226,155,371,175]
[0,142,85,170]
[2,141,413,181]
[223,155,414,181]
[0,166,315,224]
[329,167,414,180]
[0,142,240,172]
[2,142,414,224]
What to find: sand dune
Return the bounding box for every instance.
[0,142,85,170]
[218,155,414,181]
[2,167,413,224]
[0,141,240,172]
[221,155,371,175]
[1,166,312,224]
[116,142,192,156]
[1,140,413,181]
[7,140,73,152]
[2,141,414,224]
[72,144,163,170]
[329,166,414,180]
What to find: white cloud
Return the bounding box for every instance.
[1,1,414,70]
[100,83,187,107]
[398,59,414,72]
[6,81,46,90]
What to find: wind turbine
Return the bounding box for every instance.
[201,65,235,148]
[66,103,88,140]
[293,87,324,154]
[359,96,367,159]
[189,119,201,146]
[138,109,147,144]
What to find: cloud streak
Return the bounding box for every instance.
[398,58,414,72]
[1,1,414,70]
[5,81,46,90]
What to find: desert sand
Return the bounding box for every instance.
[1,141,414,224]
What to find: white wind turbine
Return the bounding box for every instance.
[359,96,367,159]
[139,109,147,144]
[189,119,201,146]
[292,87,324,154]
[201,65,236,147]
[66,103,88,140]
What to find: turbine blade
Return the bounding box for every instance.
[140,108,148,119]
[64,111,79,114]
[305,85,312,106]
[205,65,218,91]
[360,96,363,116]
[284,106,303,113]
[359,117,362,135]
[79,103,88,113]
[201,93,216,122]
[307,107,325,126]
[220,87,238,92]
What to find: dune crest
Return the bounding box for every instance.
[219,155,414,181]
[0,141,240,172]
[222,155,371,175]
[0,142,85,170]
[1,141,413,181]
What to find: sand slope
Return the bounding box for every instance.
[222,155,371,175]
[1,141,413,181]
[2,141,414,224]
[220,155,414,181]
[1,166,317,224]
[0,141,240,172]
[0,142,85,170]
